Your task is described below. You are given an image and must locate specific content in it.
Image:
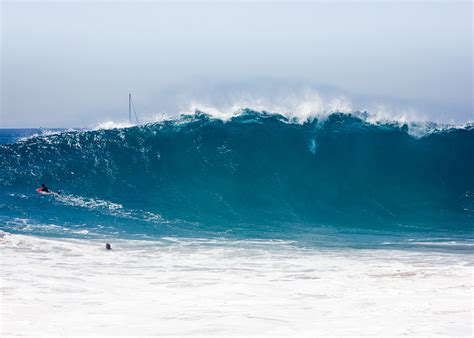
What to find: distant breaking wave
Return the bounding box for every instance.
[0,110,473,239]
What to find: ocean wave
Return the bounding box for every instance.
[1,110,473,235]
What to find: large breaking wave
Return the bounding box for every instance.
[0,111,473,241]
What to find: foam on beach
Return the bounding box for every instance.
[1,233,472,336]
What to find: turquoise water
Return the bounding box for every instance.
[1,111,473,250]
[0,128,70,145]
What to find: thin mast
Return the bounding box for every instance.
[128,93,132,124]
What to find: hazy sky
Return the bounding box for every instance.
[1,1,472,127]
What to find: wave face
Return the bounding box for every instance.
[0,111,473,243]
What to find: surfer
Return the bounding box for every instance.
[105,243,112,250]
[39,183,49,193]
[36,183,61,195]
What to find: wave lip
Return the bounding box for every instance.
[91,109,472,139]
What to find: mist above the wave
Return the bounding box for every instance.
[180,89,431,125]
[90,79,471,138]
[184,87,354,122]
[96,81,434,129]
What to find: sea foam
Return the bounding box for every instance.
[1,233,472,336]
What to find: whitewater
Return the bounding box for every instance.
[1,110,473,336]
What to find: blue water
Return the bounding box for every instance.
[0,128,70,145]
[1,111,473,251]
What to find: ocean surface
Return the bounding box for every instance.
[1,111,473,335]
[1,111,473,249]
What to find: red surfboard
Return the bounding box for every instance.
[36,188,51,195]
